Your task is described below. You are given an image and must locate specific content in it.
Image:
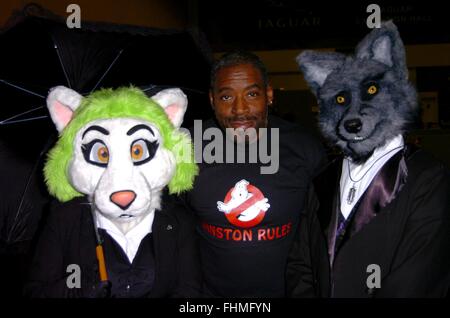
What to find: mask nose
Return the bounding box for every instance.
[110,190,136,210]
[344,118,363,134]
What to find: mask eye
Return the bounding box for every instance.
[336,95,346,104]
[367,84,378,95]
[131,143,144,160]
[334,91,351,106]
[130,139,158,165]
[82,140,109,167]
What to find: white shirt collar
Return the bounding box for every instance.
[96,211,155,263]
[340,135,404,219]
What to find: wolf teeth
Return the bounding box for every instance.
[354,136,364,141]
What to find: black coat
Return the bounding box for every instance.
[287,147,450,297]
[25,195,202,298]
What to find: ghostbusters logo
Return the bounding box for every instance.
[217,179,270,228]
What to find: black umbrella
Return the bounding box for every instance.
[0,4,212,296]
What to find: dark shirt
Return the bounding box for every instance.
[183,115,326,297]
[101,231,155,298]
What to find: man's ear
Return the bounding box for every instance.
[297,50,346,95]
[151,88,188,129]
[266,85,274,106]
[47,86,83,133]
[209,90,215,110]
[355,20,408,80]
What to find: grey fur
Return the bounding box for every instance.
[297,51,346,95]
[297,21,418,161]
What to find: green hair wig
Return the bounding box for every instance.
[44,87,198,202]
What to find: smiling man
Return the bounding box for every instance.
[210,59,272,143]
[181,50,327,297]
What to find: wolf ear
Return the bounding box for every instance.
[297,50,346,95]
[151,88,187,129]
[356,21,408,80]
[47,86,83,133]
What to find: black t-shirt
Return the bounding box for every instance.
[184,116,326,297]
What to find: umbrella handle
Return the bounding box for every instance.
[95,245,108,281]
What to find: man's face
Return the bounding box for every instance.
[210,63,273,137]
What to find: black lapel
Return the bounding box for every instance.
[78,199,99,283]
[313,158,343,237]
[346,147,409,239]
[327,193,341,266]
[149,209,177,297]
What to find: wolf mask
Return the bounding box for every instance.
[298,21,418,162]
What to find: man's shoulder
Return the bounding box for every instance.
[269,116,326,158]
[269,115,300,130]
[269,115,321,143]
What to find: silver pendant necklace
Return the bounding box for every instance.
[346,146,404,205]
[346,183,357,205]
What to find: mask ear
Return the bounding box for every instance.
[356,20,408,80]
[297,50,346,95]
[151,88,187,128]
[46,86,83,133]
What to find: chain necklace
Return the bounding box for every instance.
[346,145,404,205]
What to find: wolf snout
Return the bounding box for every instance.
[110,190,136,210]
[344,118,363,134]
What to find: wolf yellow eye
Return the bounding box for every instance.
[367,85,378,95]
[336,96,346,104]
